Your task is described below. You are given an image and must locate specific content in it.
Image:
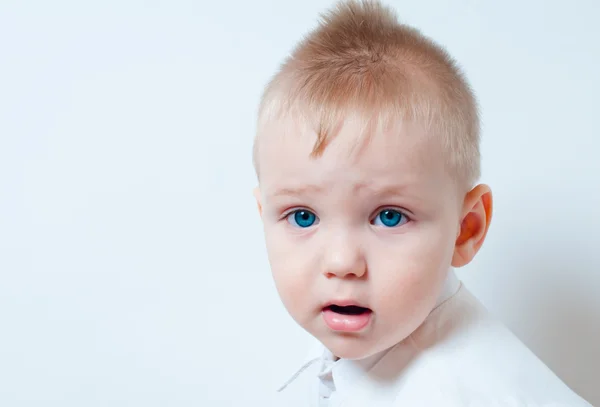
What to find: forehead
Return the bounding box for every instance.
[257,114,451,195]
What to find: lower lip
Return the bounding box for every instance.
[322,309,372,332]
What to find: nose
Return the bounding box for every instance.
[321,231,367,279]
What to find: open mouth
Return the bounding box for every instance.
[322,304,373,332]
[325,304,372,315]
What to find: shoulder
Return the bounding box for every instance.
[392,284,593,406]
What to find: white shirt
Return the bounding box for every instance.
[273,270,592,407]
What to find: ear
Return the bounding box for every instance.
[253,187,263,218]
[451,184,493,268]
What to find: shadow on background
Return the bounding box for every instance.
[513,247,600,406]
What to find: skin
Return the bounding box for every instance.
[253,116,493,360]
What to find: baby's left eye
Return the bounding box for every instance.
[372,209,408,227]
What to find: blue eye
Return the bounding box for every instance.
[287,210,318,228]
[373,209,407,227]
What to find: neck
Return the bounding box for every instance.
[434,268,460,309]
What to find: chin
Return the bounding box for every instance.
[321,334,382,360]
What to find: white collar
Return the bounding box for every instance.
[278,268,462,392]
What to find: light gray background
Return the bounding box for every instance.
[1,0,598,405]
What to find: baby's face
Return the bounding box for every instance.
[255,117,464,360]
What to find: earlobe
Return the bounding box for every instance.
[253,187,263,218]
[451,184,493,268]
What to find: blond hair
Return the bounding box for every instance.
[253,0,480,190]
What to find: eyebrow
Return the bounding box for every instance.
[267,184,326,198]
[266,182,412,199]
[355,183,410,197]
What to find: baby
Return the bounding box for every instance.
[252,1,592,406]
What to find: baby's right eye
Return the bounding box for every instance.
[286,209,318,228]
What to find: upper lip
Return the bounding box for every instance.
[322,299,371,309]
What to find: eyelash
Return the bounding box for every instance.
[371,207,411,227]
[280,207,313,220]
[280,207,412,225]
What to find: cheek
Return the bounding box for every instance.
[263,227,315,313]
[406,220,457,268]
[373,263,440,316]
[370,225,456,310]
